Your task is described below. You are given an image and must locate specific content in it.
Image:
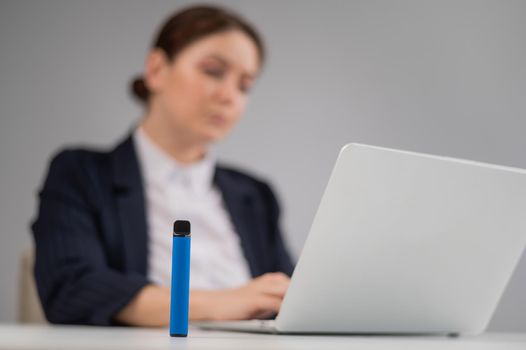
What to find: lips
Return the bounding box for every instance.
[209,113,227,126]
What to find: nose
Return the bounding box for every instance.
[215,78,239,105]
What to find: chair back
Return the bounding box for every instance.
[18,248,47,323]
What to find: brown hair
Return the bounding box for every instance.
[131,5,265,104]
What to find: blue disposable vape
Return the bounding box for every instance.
[169,220,191,337]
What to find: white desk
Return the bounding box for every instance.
[0,324,525,350]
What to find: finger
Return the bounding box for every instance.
[260,272,290,284]
[253,274,290,297]
[252,309,278,320]
[255,294,282,314]
[255,273,290,290]
[260,282,289,298]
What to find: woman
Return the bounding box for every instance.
[31,5,293,326]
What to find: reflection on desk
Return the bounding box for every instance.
[0,324,525,350]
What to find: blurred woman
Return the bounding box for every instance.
[32,5,293,326]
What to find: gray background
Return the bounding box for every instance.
[1,0,525,330]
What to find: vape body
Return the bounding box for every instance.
[170,221,191,337]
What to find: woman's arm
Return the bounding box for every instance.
[114,272,290,326]
[112,284,170,326]
[32,151,150,325]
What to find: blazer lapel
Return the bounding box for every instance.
[110,135,148,275]
[214,168,266,277]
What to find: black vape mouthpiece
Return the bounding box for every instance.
[173,220,191,236]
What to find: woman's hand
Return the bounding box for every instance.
[190,272,291,321]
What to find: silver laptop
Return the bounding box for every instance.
[194,143,526,335]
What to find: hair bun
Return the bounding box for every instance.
[130,76,150,104]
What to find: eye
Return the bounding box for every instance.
[202,66,225,79]
[239,78,253,94]
[239,82,252,94]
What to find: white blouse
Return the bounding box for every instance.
[133,127,252,290]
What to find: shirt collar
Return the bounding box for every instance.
[133,126,216,194]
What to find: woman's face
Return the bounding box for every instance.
[146,29,260,144]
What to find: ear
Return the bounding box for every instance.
[144,49,169,94]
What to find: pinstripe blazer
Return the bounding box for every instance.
[31,134,293,325]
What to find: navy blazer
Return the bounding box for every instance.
[31,134,294,325]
